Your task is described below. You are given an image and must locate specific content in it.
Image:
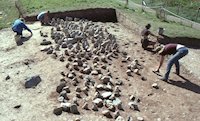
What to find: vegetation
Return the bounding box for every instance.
[0,0,199,39]
[128,0,200,23]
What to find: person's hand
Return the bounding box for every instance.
[152,69,159,73]
[30,31,33,35]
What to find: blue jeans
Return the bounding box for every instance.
[164,47,188,80]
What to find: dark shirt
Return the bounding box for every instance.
[141,29,149,36]
[161,44,178,55]
[12,19,31,34]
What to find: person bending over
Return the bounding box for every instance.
[153,43,189,81]
[12,18,32,36]
[141,24,159,49]
[37,11,50,25]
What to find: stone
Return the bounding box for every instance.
[130,95,135,101]
[96,84,104,90]
[62,86,70,93]
[102,92,112,99]
[58,96,64,102]
[126,70,132,76]
[101,76,110,84]
[115,79,123,85]
[53,107,62,115]
[128,102,139,111]
[102,110,112,118]
[70,104,79,114]
[92,98,103,107]
[134,69,139,74]
[137,117,144,121]
[126,115,133,121]
[56,81,66,93]
[116,116,125,121]
[60,102,71,112]
[113,98,122,106]
[114,111,120,119]
[152,83,159,89]
[91,70,99,75]
[75,86,82,92]
[59,90,68,100]
[82,102,89,110]
[76,92,81,98]
[92,104,98,111]
[24,75,42,88]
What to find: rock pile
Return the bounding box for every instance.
[40,16,144,120]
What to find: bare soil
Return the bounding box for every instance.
[0,20,200,121]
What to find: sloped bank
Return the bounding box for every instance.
[24,8,200,48]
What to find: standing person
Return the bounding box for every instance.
[37,11,50,25]
[12,18,32,36]
[141,24,159,49]
[153,43,189,81]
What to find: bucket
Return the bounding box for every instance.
[14,35,21,43]
[158,27,165,35]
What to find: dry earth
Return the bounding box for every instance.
[0,20,200,121]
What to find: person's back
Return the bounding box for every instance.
[12,19,25,34]
[12,18,32,36]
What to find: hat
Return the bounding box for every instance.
[145,24,151,29]
[154,45,165,54]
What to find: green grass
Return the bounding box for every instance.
[0,0,199,39]
[0,0,19,29]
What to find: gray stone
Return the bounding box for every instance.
[102,110,112,118]
[101,76,110,84]
[92,104,98,111]
[113,98,122,106]
[114,111,120,119]
[53,107,62,115]
[116,116,125,121]
[82,102,89,110]
[137,117,144,121]
[70,104,79,114]
[92,98,103,107]
[60,102,71,112]
[56,81,66,93]
[102,92,112,99]
[128,102,139,111]
[24,75,42,88]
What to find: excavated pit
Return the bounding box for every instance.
[24,8,200,48]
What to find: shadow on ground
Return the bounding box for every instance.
[158,34,200,49]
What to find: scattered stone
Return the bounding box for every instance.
[116,116,125,121]
[128,102,139,111]
[5,75,10,80]
[114,111,120,119]
[82,102,89,110]
[102,92,112,99]
[53,107,62,115]
[152,83,159,89]
[70,104,79,114]
[102,110,112,118]
[24,75,42,88]
[60,102,71,112]
[92,98,103,107]
[126,70,132,76]
[56,81,66,93]
[137,117,144,121]
[14,104,21,109]
[92,104,98,111]
[130,95,135,101]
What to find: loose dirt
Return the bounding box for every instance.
[0,20,200,121]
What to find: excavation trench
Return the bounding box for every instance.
[24,8,200,48]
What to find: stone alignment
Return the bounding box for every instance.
[40,16,142,120]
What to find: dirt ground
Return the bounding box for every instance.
[0,20,200,121]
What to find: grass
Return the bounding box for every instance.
[0,0,199,39]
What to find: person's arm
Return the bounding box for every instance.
[149,31,159,37]
[21,22,32,35]
[153,55,164,72]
